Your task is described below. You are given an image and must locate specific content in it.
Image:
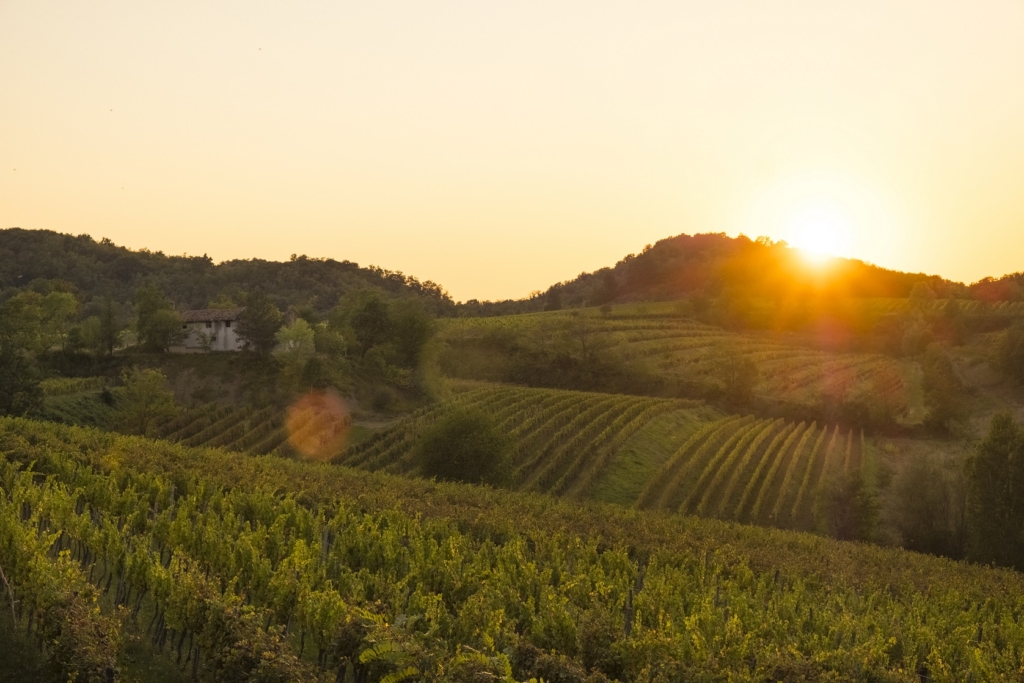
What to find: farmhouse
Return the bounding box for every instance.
[172,308,245,352]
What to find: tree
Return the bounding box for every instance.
[114,366,178,436]
[392,300,435,368]
[416,410,512,487]
[135,284,183,351]
[98,297,124,356]
[814,470,878,542]
[236,290,283,356]
[999,321,1024,384]
[0,341,41,416]
[274,319,316,382]
[349,290,392,356]
[598,270,618,304]
[922,344,968,434]
[966,413,1024,570]
[890,454,966,558]
[543,288,563,312]
[0,291,43,352]
[40,290,79,352]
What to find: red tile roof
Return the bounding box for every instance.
[179,308,244,323]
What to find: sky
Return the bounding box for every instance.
[3,1,1024,302]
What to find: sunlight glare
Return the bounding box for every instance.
[736,172,902,268]
[786,201,853,265]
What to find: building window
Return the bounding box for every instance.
[211,336,217,342]
[225,320,231,328]
[182,324,187,329]
[205,322,212,328]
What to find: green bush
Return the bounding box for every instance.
[416,409,512,487]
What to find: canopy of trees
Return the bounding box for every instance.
[456,232,967,316]
[0,228,453,315]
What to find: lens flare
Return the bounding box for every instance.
[285,389,350,460]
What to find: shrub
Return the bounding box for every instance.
[416,409,512,487]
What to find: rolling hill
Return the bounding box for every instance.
[2,416,1023,681]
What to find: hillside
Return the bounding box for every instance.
[439,305,917,424]
[459,232,968,315]
[3,416,1024,681]
[0,228,452,314]
[328,383,871,534]
[335,383,711,496]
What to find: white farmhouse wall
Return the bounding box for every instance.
[171,308,246,353]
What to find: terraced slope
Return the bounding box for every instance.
[441,309,910,413]
[152,398,350,457]
[334,384,712,499]
[331,383,871,533]
[636,415,869,531]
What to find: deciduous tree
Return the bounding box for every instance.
[135,284,183,351]
[115,366,178,436]
[236,290,283,356]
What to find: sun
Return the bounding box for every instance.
[737,172,894,269]
[784,201,853,265]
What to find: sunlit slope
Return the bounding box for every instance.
[3,417,1024,681]
[335,383,714,499]
[334,383,868,533]
[634,416,869,532]
[440,305,912,414]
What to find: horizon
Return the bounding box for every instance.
[7,225,1016,305]
[3,1,1024,301]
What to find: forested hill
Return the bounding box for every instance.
[0,228,453,313]
[460,232,969,316]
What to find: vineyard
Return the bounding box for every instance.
[333,383,872,534]
[335,383,713,499]
[635,415,868,531]
[39,376,107,396]
[440,311,911,413]
[150,396,352,458]
[2,417,1024,681]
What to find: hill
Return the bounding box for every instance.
[458,232,967,315]
[439,305,916,425]
[335,383,712,497]
[3,416,1024,681]
[0,228,452,313]
[330,383,870,534]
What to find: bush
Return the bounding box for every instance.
[416,410,512,487]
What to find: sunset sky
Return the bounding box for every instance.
[3,1,1024,302]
